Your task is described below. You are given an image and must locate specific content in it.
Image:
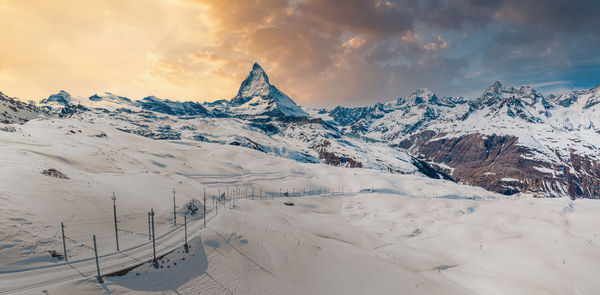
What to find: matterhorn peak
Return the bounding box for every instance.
[232,62,272,104]
[228,63,307,117]
[252,62,266,73]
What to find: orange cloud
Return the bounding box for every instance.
[0,0,444,106]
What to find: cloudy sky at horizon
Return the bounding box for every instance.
[1,0,599,107]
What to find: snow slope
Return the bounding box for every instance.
[0,116,426,271]
[7,191,600,294]
[2,97,600,294]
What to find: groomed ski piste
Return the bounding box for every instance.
[2,119,600,294]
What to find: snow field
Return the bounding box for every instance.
[3,117,600,294]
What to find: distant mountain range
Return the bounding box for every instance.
[2,63,600,199]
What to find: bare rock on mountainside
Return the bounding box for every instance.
[0,124,17,132]
[41,169,70,180]
[401,132,600,199]
[0,91,41,124]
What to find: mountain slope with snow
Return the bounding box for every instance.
[3,63,600,198]
[205,63,307,118]
[0,91,41,124]
[324,82,600,198]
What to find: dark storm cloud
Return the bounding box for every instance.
[199,0,600,106]
[493,0,600,33]
[297,0,415,39]
[473,0,600,92]
[416,0,502,29]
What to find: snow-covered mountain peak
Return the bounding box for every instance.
[547,83,600,109]
[395,88,462,108]
[40,90,71,105]
[488,81,503,92]
[227,63,307,117]
[475,82,546,107]
[88,92,133,105]
[89,92,131,103]
[398,88,437,105]
[232,62,271,104]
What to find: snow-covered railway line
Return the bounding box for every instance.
[0,205,216,294]
[0,190,318,294]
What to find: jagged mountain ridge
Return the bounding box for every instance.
[0,91,41,125]
[321,81,600,198]
[3,63,600,199]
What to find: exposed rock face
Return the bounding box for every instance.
[0,91,41,124]
[312,140,363,168]
[40,90,71,105]
[41,168,70,179]
[401,132,600,199]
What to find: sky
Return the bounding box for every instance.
[0,0,599,107]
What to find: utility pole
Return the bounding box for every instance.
[93,235,103,283]
[61,222,67,262]
[184,213,189,253]
[203,188,207,228]
[150,208,157,267]
[147,212,151,240]
[111,193,119,251]
[172,188,176,226]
